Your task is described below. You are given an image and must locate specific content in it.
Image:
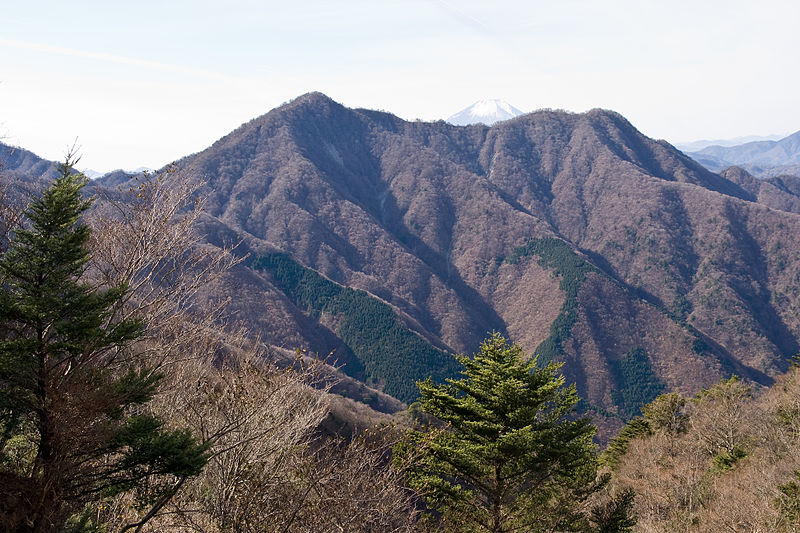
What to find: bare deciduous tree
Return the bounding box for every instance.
[0,172,29,253]
[87,166,242,368]
[691,377,752,457]
[144,352,331,532]
[80,167,423,532]
[289,428,424,533]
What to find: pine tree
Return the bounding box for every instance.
[397,333,633,533]
[0,159,208,532]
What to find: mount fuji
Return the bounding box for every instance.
[446,99,525,126]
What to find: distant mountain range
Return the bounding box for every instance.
[82,167,153,180]
[446,99,524,126]
[687,131,800,177]
[5,93,800,439]
[675,134,785,153]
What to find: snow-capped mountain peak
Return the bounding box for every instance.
[79,166,154,179]
[80,169,107,180]
[446,99,525,126]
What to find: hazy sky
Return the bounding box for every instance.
[2,0,799,172]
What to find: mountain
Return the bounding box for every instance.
[446,99,525,126]
[688,130,800,176]
[81,169,107,179]
[0,143,151,185]
[675,134,784,153]
[0,143,61,183]
[126,92,800,437]
[718,166,800,214]
[9,93,800,439]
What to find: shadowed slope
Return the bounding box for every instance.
[9,95,800,431]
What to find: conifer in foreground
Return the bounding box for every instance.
[396,333,635,532]
[0,159,207,532]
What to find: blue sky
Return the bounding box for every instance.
[2,0,799,172]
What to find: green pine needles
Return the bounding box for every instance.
[0,159,207,532]
[396,333,635,533]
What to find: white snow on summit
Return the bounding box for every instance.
[81,169,107,180]
[446,99,525,126]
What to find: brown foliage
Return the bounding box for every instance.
[609,370,800,532]
[75,166,423,531]
[130,355,421,533]
[87,166,243,369]
[0,173,33,253]
[164,94,800,431]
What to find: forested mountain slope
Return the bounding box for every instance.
[7,94,800,435]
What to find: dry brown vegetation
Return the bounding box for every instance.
[6,95,800,429]
[6,94,800,530]
[17,166,420,532]
[147,93,800,427]
[607,370,800,532]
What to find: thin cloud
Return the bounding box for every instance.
[0,38,236,82]
[430,0,498,40]
[426,1,538,72]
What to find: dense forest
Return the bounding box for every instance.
[3,159,800,532]
[4,92,800,531]
[0,163,633,531]
[251,252,460,403]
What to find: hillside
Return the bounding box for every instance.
[688,130,800,176]
[104,92,799,433]
[606,369,800,531]
[8,94,800,434]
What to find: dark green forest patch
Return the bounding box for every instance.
[609,347,665,419]
[505,238,598,364]
[252,253,460,403]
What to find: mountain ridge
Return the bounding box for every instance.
[675,134,785,153]
[156,93,800,433]
[8,93,800,437]
[688,130,800,175]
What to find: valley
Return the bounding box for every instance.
[8,93,800,436]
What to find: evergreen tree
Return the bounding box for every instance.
[397,333,633,533]
[0,159,208,532]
